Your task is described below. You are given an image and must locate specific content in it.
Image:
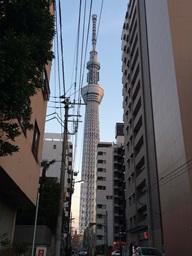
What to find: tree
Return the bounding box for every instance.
[0,0,55,156]
[38,177,61,233]
[0,233,28,256]
[41,159,56,185]
[16,177,60,233]
[16,159,60,233]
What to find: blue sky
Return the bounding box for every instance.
[45,0,128,230]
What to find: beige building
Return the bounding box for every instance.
[95,124,125,251]
[42,133,73,243]
[0,63,51,242]
[122,0,192,255]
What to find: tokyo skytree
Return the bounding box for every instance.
[79,14,104,234]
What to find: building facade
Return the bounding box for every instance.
[113,124,125,245]
[96,142,114,250]
[42,133,73,242]
[79,14,104,234]
[0,63,51,242]
[122,0,192,255]
[95,124,125,252]
[0,3,55,248]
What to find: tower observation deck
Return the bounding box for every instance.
[79,14,104,234]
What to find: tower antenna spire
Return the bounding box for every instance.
[79,13,104,234]
[92,14,97,51]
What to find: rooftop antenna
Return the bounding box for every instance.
[92,14,97,51]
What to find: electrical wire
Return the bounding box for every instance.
[69,0,84,173]
[70,0,94,174]
[45,0,63,130]
[159,159,192,188]
[78,0,87,96]
[58,0,66,96]
[96,0,104,46]
[74,0,82,98]
[72,0,88,171]
[47,0,105,182]
[79,0,93,91]
[147,156,192,193]
[79,0,104,104]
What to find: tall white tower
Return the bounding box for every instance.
[79,14,104,234]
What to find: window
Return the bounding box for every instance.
[137,205,147,222]
[97,204,106,209]
[97,224,102,230]
[98,151,106,156]
[98,160,106,164]
[32,121,40,160]
[97,168,106,173]
[97,185,106,190]
[97,214,103,219]
[97,177,106,181]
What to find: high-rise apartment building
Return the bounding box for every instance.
[95,124,125,251]
[96,142,114,250]
[79,14,104,234]
[113,124,125,245]
[122,0,192,255]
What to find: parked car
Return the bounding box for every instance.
[134,247,162,256]
[112,250,120,256]
[79,249,87,256]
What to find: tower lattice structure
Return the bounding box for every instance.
[79,14,104,234]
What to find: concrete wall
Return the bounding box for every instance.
[145,0,192,254]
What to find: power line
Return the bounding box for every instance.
[58,0,66,96]
[78,0,87,98]
[70,0,94,175]
[79,0,93,91]
[159,160,192,187]
[96,0,104,44]
[148,157,192,192]
[55,0,64,134]
[71,0,83,169]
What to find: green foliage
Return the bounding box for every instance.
[0,0,55,156]
[16,178,60,233]
[0,233,11,248]
[38,178,60,233]
[41,159,56,184]
[13,241,28,256]
[0,233,28,256]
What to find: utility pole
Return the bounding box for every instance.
[66,170,73,246]
[55,97,70,256]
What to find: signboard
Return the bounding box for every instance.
[36,247,47,256]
